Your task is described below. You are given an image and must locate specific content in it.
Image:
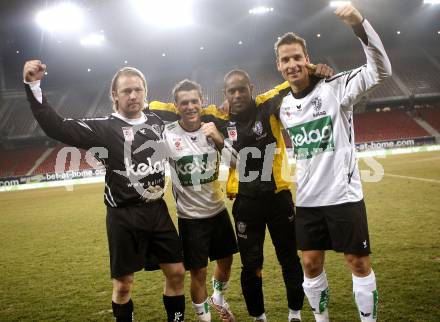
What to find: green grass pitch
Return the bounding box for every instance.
[0,151,439,321]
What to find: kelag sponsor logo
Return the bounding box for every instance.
[287,116,335,160]
[174,153,219,186]
[124,157,166,176]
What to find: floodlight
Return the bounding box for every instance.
[36,2,84,32]
[249,7,274,15]
[330,1,351,7]
[80,33,105,47]
[131,0,193,28]
[424,0,440,4]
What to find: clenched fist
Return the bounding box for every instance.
[23,60,46,83]
[201,122,224,150]
[334,4,363,27]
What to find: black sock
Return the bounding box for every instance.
[112,299,133,322]
[163,294,185,322]
[241,268,265,317]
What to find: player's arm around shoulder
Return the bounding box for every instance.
[255,81,290,111]
[148,100,180,122]
[255,63,334,114]
[202,104,229,121]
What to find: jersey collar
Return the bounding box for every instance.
[291,75,320,99]
[229,100,257,122]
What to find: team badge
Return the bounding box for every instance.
[252,121,263,136]
[311,96,322,112]
[227,126,238,141]
[237,221,246,233]
[151,124,162,137]
[122,127,134,141]
[173,137,183,151]
[286,111,294,120]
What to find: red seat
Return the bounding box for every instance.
[354,110,429,143]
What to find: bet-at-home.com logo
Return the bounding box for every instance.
[174,153,219,186]
[287,116,335,160]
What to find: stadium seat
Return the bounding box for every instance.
[354,110,430,143]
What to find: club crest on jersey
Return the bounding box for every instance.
[252,121,263,136]
[151,124,162,137]
[173,137,183,151]
[122,127,134,141]
[227,126,238,141]
[312,96,322,111]
[312,96,327,117]
[282,105,295,120]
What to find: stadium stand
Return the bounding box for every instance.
[1,53,440,178]
[31,145,100,175]
[0,143,102,178]
[391,56,440,95]
[0,146,47,177]
[367,77,406,99]
[419,107,440,132]
[354,110,430,143]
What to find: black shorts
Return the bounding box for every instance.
[232,190,299,269]
[295,199,371,256]
[178,209,238,270]
[106,199,183,278]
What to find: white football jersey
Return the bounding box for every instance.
[279,19,392,207]
[163,121,225,219]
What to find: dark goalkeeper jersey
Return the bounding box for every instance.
[25,84,167,208]
[222,83,292,198]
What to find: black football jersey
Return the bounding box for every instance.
[25,84,167,207]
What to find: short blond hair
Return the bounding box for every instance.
[110,67,147,111]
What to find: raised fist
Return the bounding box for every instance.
[334,4,363,27]
[23,60,46,83]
